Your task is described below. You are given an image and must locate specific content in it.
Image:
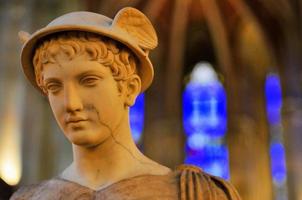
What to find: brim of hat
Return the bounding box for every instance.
[21,24,154,94]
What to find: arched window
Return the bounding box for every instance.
[183,62,229,179]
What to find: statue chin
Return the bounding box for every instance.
[65,128,111,148]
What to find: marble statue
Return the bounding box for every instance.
[11,7,241,200]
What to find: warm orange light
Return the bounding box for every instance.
[0,158,21,186]
[0,89,22,186]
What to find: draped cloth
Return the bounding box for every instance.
[11,165,241,200]
[176,165,241,200]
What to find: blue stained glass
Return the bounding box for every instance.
[186,133,224,150]
[265,73,288,195]
[183,63,229,180]
[265,74,282,125]
[186,132,210,150]
[130,93,145,143]
[185,145,230,179]
[183,81,227,137]
[270,142,287,186]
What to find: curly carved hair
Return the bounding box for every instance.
[33,31,138,94]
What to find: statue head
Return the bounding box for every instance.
[32,32,142,147]
[19,8,158,147]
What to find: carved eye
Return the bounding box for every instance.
[80,76,100,86]
[46,82,62,93]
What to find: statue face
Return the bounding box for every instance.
[41,51,126,147]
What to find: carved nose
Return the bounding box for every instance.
[64,83,83,113]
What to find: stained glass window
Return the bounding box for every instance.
[183,62,229,179]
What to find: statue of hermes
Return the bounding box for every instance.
[12,7,241,200]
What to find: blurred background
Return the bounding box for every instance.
[0,0,302,199]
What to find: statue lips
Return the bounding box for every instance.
[65,116,88,125]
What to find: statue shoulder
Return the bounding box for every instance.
[10,182,42,200]
[9,178,71,200]
[176,164,241,200]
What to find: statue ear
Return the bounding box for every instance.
[124,74,141,107]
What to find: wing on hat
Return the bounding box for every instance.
[113,7,158,51]
[18,31,31,44]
